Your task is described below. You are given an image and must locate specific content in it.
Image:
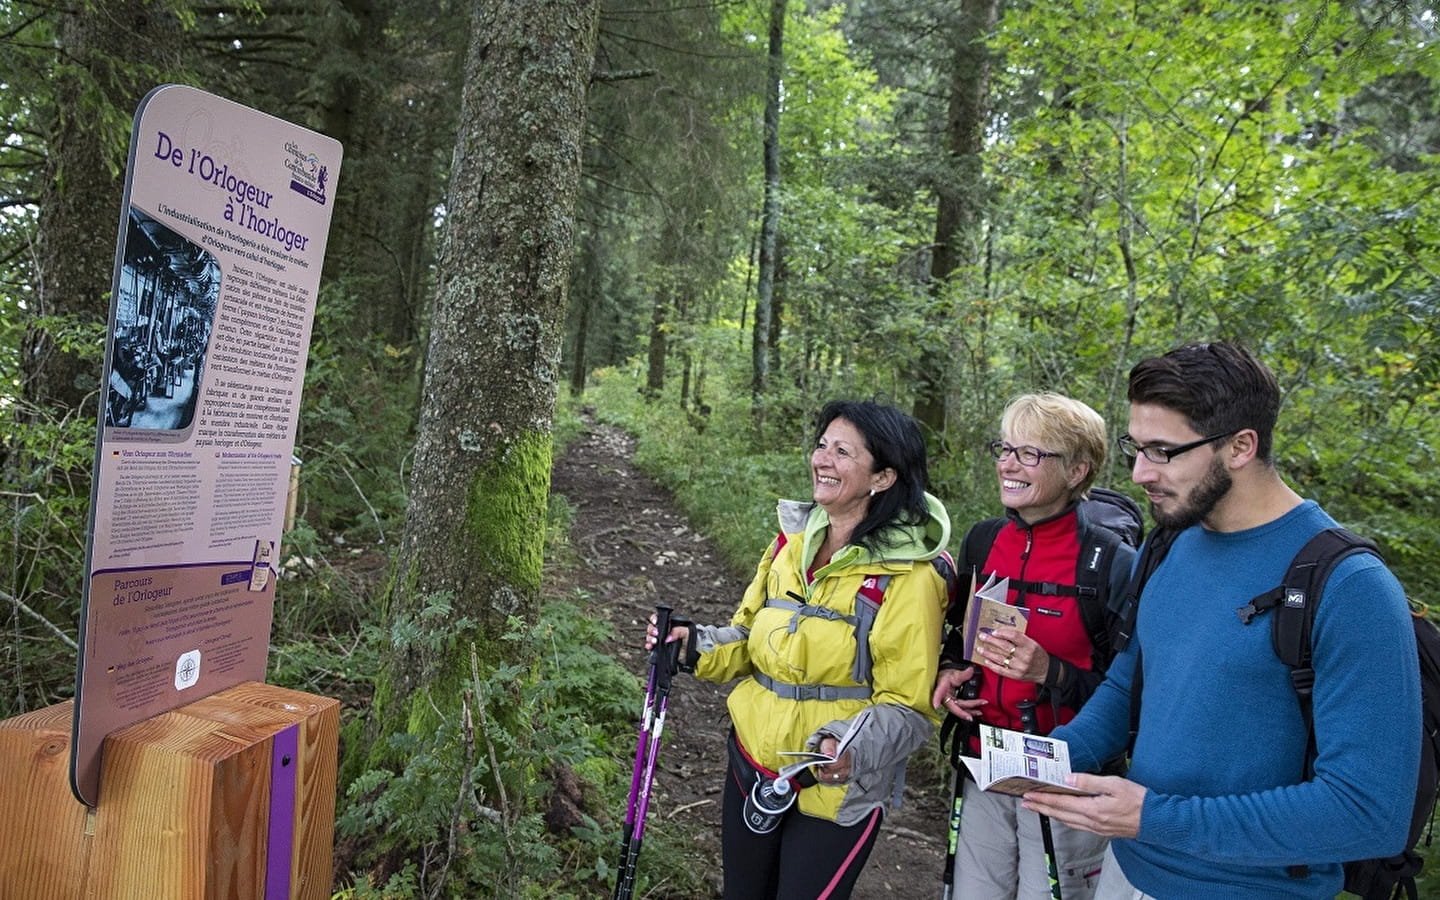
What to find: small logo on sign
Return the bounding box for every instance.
[175,649,202,690]
[283,141,330,204]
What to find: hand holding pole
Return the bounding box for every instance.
[614,605,681,900]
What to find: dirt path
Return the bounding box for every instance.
[549,420,950,898]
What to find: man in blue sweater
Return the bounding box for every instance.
[1023,341,1421,899]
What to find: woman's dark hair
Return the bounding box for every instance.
[812,399,931,553]
[1128,340,1280,462]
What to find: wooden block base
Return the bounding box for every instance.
[0,682,338,900]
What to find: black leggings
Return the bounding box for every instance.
[720,758,883,900]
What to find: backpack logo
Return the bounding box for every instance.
[1086,544,1103,572]
[1283,588,1306,609]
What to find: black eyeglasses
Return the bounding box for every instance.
[988,440,1062,467]
[1117,431,1237,464]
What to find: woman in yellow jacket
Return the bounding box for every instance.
[649,399,951,899]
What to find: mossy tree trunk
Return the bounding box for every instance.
[377,0,600,738]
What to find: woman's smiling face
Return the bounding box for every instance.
[996,428,1080,522]
[812,417,884,518]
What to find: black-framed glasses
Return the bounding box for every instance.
[1117,431,1237,464]
[988,440,1062,467]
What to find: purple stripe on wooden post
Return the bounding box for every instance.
[266,722,300,900]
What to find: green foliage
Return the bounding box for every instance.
[0,314,109,717]
[576,367,812,570]
[272,457,701,898]
[294,283,418,543]
[781,4,897,179]
[267,522,389,704]
[4,0,1439,888]
[925,0,1440,587]
[334,591,669,899]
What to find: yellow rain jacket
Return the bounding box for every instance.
[695,493,950,825]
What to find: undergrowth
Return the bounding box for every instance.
[330,592,643,899]
[0,317,109,718]
[267,404,708,899]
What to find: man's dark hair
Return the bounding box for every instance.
[1127,340,1281,462]
[813,399,930,553]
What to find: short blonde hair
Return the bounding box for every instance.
[999,392,1108,499]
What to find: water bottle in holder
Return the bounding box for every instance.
[743,774,797,834]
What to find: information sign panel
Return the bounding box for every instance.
[72,84,342,806]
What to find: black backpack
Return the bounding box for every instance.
[957,486,1144,663]
[1122,526,1440,900]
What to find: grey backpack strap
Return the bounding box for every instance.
[851,575,891,684]
[752,672,873,701]
[763,595,861,634]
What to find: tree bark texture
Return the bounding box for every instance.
[387,0,600,713]
[752,0,786,404]
[912,0,1001,437]
[25,3,184,418]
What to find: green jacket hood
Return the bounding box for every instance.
[776,491,951,570]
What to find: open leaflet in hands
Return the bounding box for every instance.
[960,573,1028,662]
[960,724,1096,797]
[774,707,872,780]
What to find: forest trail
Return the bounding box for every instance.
[548,418,950,898]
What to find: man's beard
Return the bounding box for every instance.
[1151,456,1232,531]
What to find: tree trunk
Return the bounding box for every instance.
[911,0,1000,437]
[379,0,600,731]
[752,0,786,407]
[645,291,668,399]
[568,255,593,396]
[24,3,184,420]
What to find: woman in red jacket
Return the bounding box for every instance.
[932,392,1134,900]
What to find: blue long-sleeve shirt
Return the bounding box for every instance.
[1054,500,1420,899]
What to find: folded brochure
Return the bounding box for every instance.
[960,724,1096,797]
[773,707,872,781]
[960,573,1029,662]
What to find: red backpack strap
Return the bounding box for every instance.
[856,574,888,606]
[851,575,890,686]
[772,531,788,555]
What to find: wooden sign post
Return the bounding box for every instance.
[0,681,338,899]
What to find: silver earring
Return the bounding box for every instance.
[869,488,876,496]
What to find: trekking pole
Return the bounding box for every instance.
[1018,699,1062,900]
[613,605,680,900]
[613,607,662,898]
[940,673,981,900]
